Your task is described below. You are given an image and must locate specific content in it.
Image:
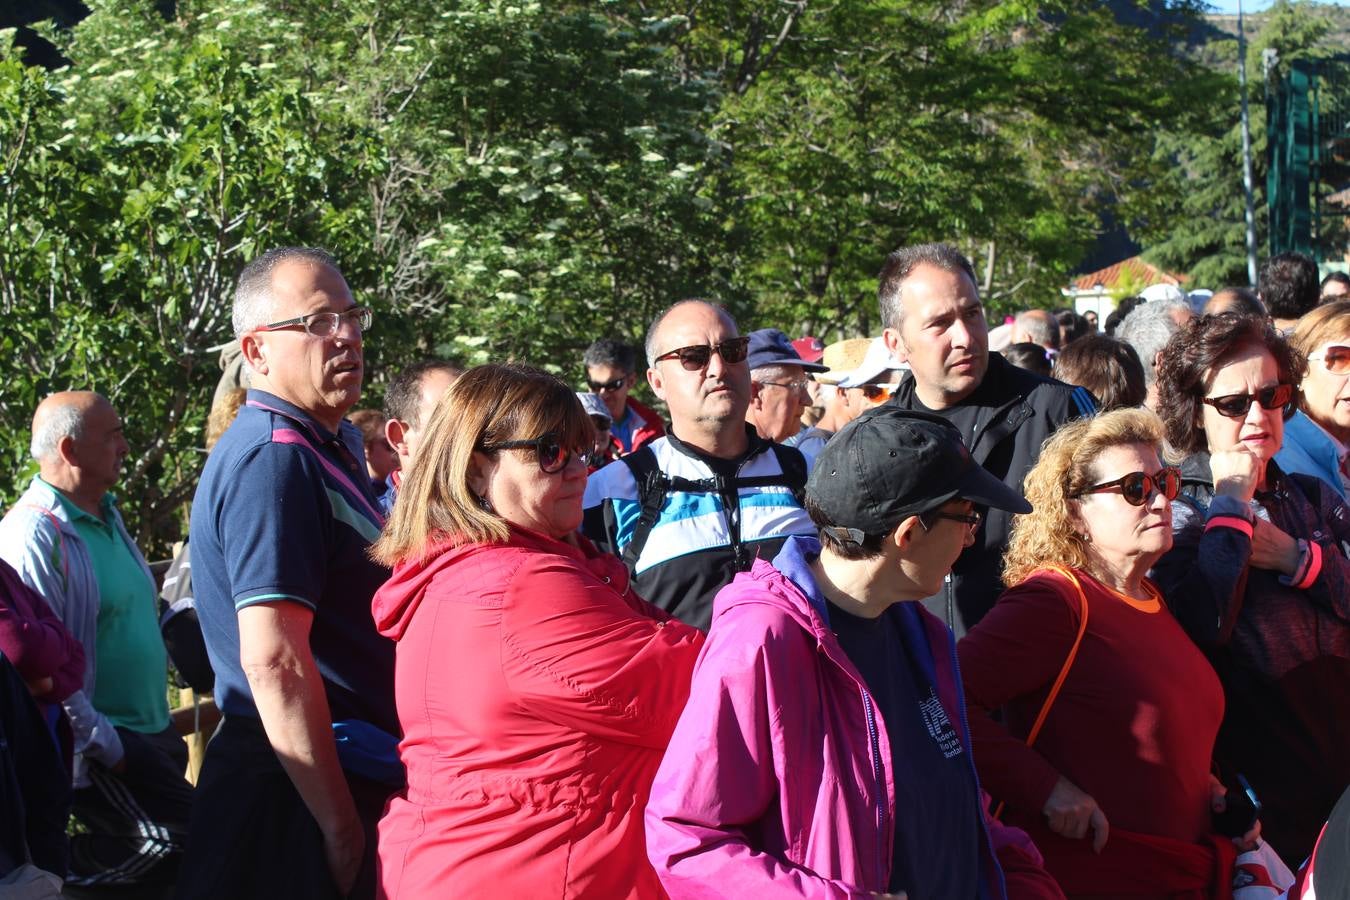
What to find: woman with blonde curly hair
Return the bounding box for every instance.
[957,408,1259,897]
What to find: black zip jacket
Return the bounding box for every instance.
[888,353,1096,637]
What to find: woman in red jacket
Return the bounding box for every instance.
[370,363,703,899]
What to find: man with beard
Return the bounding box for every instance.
[583,300,815,630]
[179,248,397,900]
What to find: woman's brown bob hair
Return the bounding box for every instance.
[1156,313,1305,455]
[1053,335,1147,412]
[371,363,594,565]
[1002,408,1167,587]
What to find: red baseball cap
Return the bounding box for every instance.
[791,335,825,364]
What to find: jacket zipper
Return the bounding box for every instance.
[860,686,888,890]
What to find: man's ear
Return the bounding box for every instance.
[647,366,666,402]
[883,327,908,364]
[240,332,269,377]
[386,418,410,457]
[56,435,80,469]
[892,515,919,551]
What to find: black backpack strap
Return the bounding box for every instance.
[619,447,669,573]
[769,443,809,506]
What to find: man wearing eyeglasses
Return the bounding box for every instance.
[582,338,665,456]
[582,301,816,631]
[744,328,830,447]
[880,243,1097,638]
[181,248,397,900]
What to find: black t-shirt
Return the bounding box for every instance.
[827,601,981,897]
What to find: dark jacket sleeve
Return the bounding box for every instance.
[1152,494,1252,647]
[1287,473,1350,624]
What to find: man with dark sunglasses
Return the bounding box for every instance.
[583,301,816,631]
[582,338,665,456]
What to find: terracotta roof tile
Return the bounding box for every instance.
[1071,255,1188,291]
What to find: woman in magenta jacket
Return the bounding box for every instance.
[645,409,1062,899]
[370,364,703,899]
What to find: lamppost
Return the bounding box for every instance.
[1239,0,1259,286]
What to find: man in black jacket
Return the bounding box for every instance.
[881,243,1097,636]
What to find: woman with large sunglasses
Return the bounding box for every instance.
[959,408,1254,896]
[1153,312,1350,867]
[1275,300,1350,499]
[368,364,703,899]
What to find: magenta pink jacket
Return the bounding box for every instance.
[644,538,1063,899]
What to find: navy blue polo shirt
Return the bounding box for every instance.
[189,389,397,736]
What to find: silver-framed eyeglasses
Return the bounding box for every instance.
[757,379,811,393]
[255,306,373,338]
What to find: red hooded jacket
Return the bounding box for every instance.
[371,527,703,899]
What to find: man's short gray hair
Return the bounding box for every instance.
[30,401,87,461]
[877,243,978,331]
[232,247,338,338]
[1014,309,1061,350]
[1117,298,1190,386]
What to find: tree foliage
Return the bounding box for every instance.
[0,0,1232,552]
[1143,0,1333,288]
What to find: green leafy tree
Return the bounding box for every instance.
[1144,0,1332,287]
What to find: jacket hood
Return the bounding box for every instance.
[371,539,471,640]
[710,536,831,639]
[371,527,611,641]
[716,535,950,689]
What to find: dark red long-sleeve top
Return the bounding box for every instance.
[0,556,84,703]
[958,569,1224,845]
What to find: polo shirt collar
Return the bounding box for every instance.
[245,389,341,444]
[39,476,115,526]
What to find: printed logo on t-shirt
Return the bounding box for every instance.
[918,688,964,759]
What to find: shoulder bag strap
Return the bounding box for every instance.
[993,564,1089,820]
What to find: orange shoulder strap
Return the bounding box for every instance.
[1023,565,1090,748]
[992,565,1089,821]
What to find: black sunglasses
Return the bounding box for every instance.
[1075,467,1181,507]
[587,375,628,392]
[480,433,591,474]
[1201,384,1296,420]
[653,336,751,372]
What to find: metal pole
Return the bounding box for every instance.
[1239,0,1259,286]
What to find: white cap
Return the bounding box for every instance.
[1140,283,1186,304]
[836,337,907,388]
[576,392,611,427]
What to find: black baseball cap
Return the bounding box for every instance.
[807,407,1031,544]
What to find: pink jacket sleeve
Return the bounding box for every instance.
[645,602,872,899]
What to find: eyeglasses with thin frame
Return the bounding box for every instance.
[255,306,373,338]
[1074,467,1181,507]
[1306,344,1350,375]
[1201,383,1296,420]
[756,378,811,393]
[918,507,982,536]
[479,433,592,474]
[653,336,751,372]
[587,375,629,392]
